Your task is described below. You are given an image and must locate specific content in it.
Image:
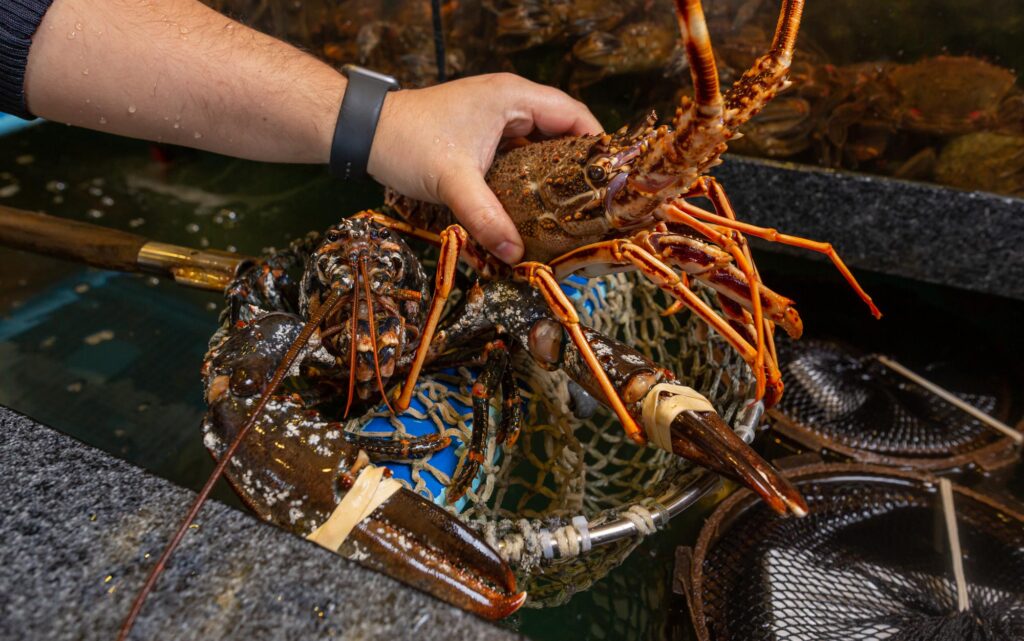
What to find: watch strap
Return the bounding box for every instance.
[330,65,400,180]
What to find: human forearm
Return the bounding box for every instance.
[24,0,343,163]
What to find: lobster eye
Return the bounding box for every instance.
[326,229,341,242]
[587,164,608,185]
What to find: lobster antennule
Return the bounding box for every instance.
[118,287,347,641]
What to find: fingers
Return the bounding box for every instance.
[497,75,603,138]
[438,169,524,264]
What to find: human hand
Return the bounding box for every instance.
[367,73,603,264]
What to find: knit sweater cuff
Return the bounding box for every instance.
[1,0,57,119]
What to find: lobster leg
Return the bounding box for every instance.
[497,358,523,448]
[698,176,780,367]
[394,224,468,411]
[513,262,647,445]
[664,200,882,318]
[447,340,511,503]
[547,240,784,405]
[344,432,452,461]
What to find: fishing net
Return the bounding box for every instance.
[686,465,1024,641]
[770,340,1021,471]
[233,230,759,607]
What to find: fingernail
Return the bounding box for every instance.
[494,241,522,265]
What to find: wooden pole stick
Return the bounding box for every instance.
[0,205,252,291]
[874,354,1023,445]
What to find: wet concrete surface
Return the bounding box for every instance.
[0,406,520,641]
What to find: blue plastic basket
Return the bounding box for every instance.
[0,114,42,137]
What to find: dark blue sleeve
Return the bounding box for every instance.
[1,0,58,119]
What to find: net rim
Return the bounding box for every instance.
[768,407,1024,472]
[682,462,1024,641]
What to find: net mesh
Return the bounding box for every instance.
[244,232,759,607]
[775,340,1007,459]
[696,472,1024,641]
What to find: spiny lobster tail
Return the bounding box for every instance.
[117,287,346,641]
[675,0,722,113]
[723,0,805,129]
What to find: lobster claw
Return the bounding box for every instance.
[669,410,808,517]
[340,487,526,620]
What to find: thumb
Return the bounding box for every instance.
[438,171,524,265]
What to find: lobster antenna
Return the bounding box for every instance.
[361,259,396,415]
[343,273,361,419]
[674,0,723,111]
[117,287,346,641]
[769,0,805,64]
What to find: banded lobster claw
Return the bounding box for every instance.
[663,404,807,517]
[335,485,526,619]
[199,312,525,620]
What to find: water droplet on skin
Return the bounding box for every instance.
[82,69,89,76]
[75,22,83,30]
[193,132,202,139]
[98,116,107,124]
[173,123,180,129]
[67,32,76,39]
[179,26,189,34]
[432,136,441,144]
[127,105,136,114]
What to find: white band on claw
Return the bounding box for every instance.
[642,383,716,453]
[306,465,403,552]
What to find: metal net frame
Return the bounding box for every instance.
[769,340,1022,473]
[685,464,1024,641]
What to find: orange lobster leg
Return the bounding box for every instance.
[665,200,882,318]
[547,241,783,405]
[691,176,779,365]
[514,262,647,445]
[649,206,777,400]
[394,224,467,411]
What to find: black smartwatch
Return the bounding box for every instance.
[329,65,400,180]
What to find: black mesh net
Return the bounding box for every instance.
[697,473,1024,641]
[774,341,1007,458]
